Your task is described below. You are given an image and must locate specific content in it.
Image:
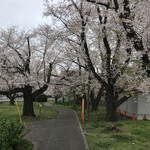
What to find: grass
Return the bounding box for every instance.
[55,100,150,150]
[0,101,58,122]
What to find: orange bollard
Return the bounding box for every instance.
[119,109,121,115]
[82,98,85,124]
[124,111,126,118]
[132,113,135,120]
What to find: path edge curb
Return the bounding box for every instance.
[75,112,90,150]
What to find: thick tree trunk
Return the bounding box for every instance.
[10,97,15,105]
[7,94,15,105]
[23,86,35,117]
[105,85,117,122]
[106,103,117,122]
[63,97,65,103]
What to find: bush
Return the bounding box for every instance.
[35,94,47,103]
[0,119,25,150]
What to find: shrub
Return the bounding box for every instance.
[35,94,47,103]
[0,119,25,150]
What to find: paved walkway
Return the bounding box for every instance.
[25,106,89,150]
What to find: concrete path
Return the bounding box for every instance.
[25,106,89,150]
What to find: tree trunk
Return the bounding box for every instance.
[10,97,15,105]
[91,87,103,111]
[55,96,58,104]
[105,85,117,122]
[7,94,15,105]
[23,85,35,117]
[91,90,96,110]
[91,97,100,111]
[106,103,117,122]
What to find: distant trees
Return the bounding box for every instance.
[35,94,47,103]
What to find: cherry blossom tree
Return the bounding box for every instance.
[0,74,23,105]
[44,0,150,121]
[0,26,62,116]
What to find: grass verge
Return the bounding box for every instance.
[0,101,58,122]
[55,101,150,150]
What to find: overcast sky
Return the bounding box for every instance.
[0,0,50,30]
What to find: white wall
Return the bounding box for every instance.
[119,100,126,113]
[137,93,150,120]
[119,95,138,117]
[138,93,150,114]
[127,95,138,114]
[119,93,150,120]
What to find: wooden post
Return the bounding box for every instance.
[82,98,85,124]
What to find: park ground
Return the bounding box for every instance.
[1,101,150,150]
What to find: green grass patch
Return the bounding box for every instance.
[55,102,150,150]
[95,138,113,148]
[111,133,133,142]
[0,102,58,122]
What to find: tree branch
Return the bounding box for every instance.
[32,84,48,99]
[86,0,110,9]
[113,0,119,11]
[116,95,131,108]
[0,88,23,95]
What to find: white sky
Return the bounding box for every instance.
[0,0,51,30]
